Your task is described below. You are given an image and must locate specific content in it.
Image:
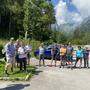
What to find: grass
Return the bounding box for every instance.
[0,39,40,80]
[0,60,36,80]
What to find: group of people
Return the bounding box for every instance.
[38,43,90,69]
[3,38,32,75]
[2,38,90,75]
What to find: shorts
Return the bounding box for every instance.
[52,54,56,60]
[39,54,44,61]
[61,55,66,61]
[67,55,73,62]
[76,57,82,61]
[6,56,15,64]
[15,54,20,63]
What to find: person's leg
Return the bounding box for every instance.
[39,55,41,66]
[54,54,57,67]
[59,55,62,68]
[11,57,15,72]
[67,55,71,65]
[5,63,10,75]
[51,55,54,66]
[69,55,72,65]
[60,55,63,67]
[84,58,86,68]
[5,58,12,75]
[61,55,64,67]
[23,58,27,71]
[27,53,30,65]
[79,58,82,68]
[20,59,23,71]
[74,57,79,68]
[42,54,45,66]
[71,55,73,64]
[64,55,67,67]
[55,54,58,67]
[86,58,89,68]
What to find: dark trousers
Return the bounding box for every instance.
[84,58,89,68]
[39,54,45,66]
[19,58,27,71]
[74,57,82,68]
[51,54,57,66]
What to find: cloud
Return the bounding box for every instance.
[55,0,82,25]
[55,0,67,25]
[73,0,90,18]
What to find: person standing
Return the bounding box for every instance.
[54,44,59,67]
[14,39,21,67]
[83,47,89,68]
[18,42,27,72]
[51,46,55,66]
[60,45,67,68]
[51,45,59,67]
[39,43,45,67]
[25,44,32,65]
[67,44,73,65]
[74,46,83,68]
[4,38,15,75]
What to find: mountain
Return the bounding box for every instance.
[78,17,90,32]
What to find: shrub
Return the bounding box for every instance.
[0,44,3,58]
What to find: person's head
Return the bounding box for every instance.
[40,43,44,47]
[61,45,64,48]
[78,46,81,50]
[10,37,14,44]
[68,42,72,47]
[16,39,20,44]
[85,47,88,50]
[52,45,54,49]
[20,41,25,47]
[69,42,71,45]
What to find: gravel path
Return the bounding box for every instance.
[1,58,90,90]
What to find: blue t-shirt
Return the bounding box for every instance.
[83,50,89,58]
[76,49,83,58]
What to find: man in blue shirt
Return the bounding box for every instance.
[5,38,16,75]
[74,46,83,68]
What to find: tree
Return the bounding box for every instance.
[23,0,55,41]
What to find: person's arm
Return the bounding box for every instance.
[18,47,21,54]
[5,44,12,57]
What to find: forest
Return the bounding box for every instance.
[0,0,90,45]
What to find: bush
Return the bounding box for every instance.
[0,39,8,58]
[0,44,3,58]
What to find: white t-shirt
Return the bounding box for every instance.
[39,46,44,55]
[25,45,32,52]
[18,47,27,58]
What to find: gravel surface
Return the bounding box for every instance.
[0,58,90,90]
